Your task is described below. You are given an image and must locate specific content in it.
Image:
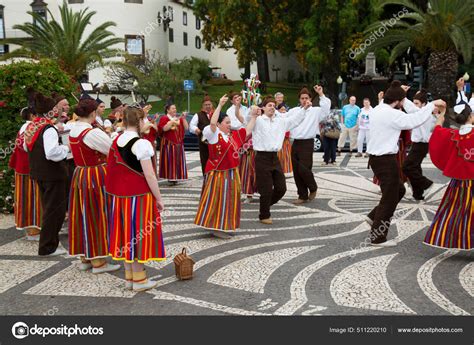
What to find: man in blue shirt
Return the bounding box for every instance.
[337,96,360,156]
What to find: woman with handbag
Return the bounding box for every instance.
[321,111,341,165]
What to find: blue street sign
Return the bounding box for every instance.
[183,80,195,91]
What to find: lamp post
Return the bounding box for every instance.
[30,0,48,24]
[271,65,281,83]
[336,76,343,109]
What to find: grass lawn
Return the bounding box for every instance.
[105,82,306,116]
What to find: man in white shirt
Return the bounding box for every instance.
[401,89,435,200]
[366,81,446,247]
[24,92,70,257]
[252,97,310,224]
[226,92,248,130]
[288,85,331,204]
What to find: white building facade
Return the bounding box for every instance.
[0,0,303,84]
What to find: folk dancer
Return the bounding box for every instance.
[106,106,165,291]
[194,95,257,237]
[366,81,445,247]
[157,104,189,184]
[68,99,120,273]
[424,86,474,250]
[252,97,310,224]
[402,89,436,200]
[288,86,331,204]
[8,107,42,240]
[24,92,70,256]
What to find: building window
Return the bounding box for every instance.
[168,6,174,21]
[196,17,201,30]
[169,28,174,43]
[0,5,5,55]
[195,36,201,49]
[125,35,144,56]
[183,32,188,46]
[124,0,143,3]
[183,12,187,26]
[68,0,84,3]
[31,0,48,24]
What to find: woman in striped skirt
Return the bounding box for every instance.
[68,99,120,273]
[195,95,258,238]
[8,107,42,240]
[106,105,165,291]
[276,104,293,174]
[158,104,188,184]
[424,101,473,250]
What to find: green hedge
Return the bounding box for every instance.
[0,59,77,213]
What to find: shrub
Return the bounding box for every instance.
[0,59,77,213]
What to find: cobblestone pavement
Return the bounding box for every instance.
[0,152,472,316]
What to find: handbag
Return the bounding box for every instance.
[323,127,340,139]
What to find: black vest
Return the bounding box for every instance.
[197,111,211,146]
[28,125,67,181]
[118,137,143,173]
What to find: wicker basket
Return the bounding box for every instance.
[174,248,195,280]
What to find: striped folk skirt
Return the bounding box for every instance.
[68,165,109,260]
[278,137,293,174]
[13,173,42,231]
[159,138,188,180]
[195,168,241,231]
[239,148,257,195]
[108,193,165,263]
[424,179,473,250]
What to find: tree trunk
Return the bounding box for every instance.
[256,49,269,83]
[244,62,251,80]
[427,50,458,106]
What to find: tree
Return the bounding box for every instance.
[299,0,377,102]
[0,59,77,212]
[364,0,474,104]
[193,0,310,82]
[0,1,123,79]
[106,51,210,106]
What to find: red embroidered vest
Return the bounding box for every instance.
[70,128,107,167]
[8,130,30,174]
[205,128,247,174]
[105,136,151,197]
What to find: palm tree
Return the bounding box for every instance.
[364,0,474,104]
[0,1,123,79]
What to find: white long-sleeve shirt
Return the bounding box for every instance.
[189,114,199,134]
[252,108,307,152]
[367,102,435,156]
[403,98,436,143]
[288,96,331,139]
[70,122,112,156]
[43,127,70,162]
[455,90,474,110]
[226,104,248,130]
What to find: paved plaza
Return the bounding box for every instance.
[0,152,472,316]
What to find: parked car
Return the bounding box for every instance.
[184,114,199,151]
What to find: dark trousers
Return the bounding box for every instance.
[402,142,432,198]
[367,155,406,243]
[198,141,209,175]
[255,151,287,220]
[322,136,338,163]
[37,179,67,255]
[291,139,317,200]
